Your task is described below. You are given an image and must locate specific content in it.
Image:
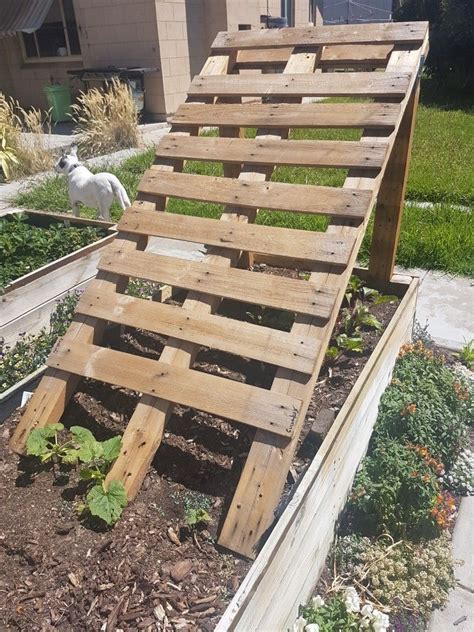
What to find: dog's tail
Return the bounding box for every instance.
[110,176,131,210]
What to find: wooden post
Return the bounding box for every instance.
[368,82,420,283]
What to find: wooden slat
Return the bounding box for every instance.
[189,72,410,99]
[236,44,393,69]
[172,102,400,129]
[76,289,321,373]
[119,207,355,266]
[217,38,428,557]
[156,134,388,169]
[98,248,337,319]
[138,171,371,219]
[211,22,428,50]
[47,341,301,437]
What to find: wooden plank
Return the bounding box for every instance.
[156,134,388,169]
[189,72,411,98]
[217,279,417,631]
[138,171,371,219]
[119,208,354,266]
[217,38,428,557]
[47,340,301,437]
[172,102,400,129]
[8,51,236,455]
[211,22,428,50]
[76,289,321,373]
[368,83,420,283]
[98,248,337,319]
[104,48,321,499]
[236,44,393,69]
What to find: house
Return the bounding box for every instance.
[0,0,319,120]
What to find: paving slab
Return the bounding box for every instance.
[429,496,474,632]
[416,272,473,351]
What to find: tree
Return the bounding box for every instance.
[395,0,474,86]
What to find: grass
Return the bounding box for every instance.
[12,80,473,276]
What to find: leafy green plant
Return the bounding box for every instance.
[454,339,474,369]
[333,533,456,623]
[26,423,77,470]
[341,300,383,335]
[344,275,397,307]
[349,439,441,539]
[0,214,102,290]
[325,346,342,363]
[374,342,471,466]
[26,423,127,526]
[184,507,211,528]
[0,291,81,394]
[336,333,365,354]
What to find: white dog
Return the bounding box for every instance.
[55,145,131,221]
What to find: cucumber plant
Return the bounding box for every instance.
[26,424,127,526]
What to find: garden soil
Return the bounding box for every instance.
[0,269,398,631]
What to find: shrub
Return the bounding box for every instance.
[333,533,456,622]
[373,342,471,467]
[0,92,53,179]
[0,290,81,393]
[349,439,445,538]
[395,0,474,87]
[72,78,139,157]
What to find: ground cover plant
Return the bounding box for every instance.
[296,341,473,631]
[0,290,80,393]
[0,213,103,290]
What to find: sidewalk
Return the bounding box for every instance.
[429,496,474,631]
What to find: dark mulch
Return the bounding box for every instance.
[0,269,400,631]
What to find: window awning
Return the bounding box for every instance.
[0,0,54,38]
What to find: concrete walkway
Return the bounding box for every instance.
[429,496,474,632]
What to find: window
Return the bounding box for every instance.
[21,0,81,60]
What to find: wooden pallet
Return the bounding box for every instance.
[10,22,429,559]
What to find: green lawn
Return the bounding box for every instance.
[13,81,473,276]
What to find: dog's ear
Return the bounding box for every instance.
[69,144,78,157]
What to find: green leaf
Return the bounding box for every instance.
[101,436,122,462]
[79,466,104,482]
[86,481,127,525]
[373,293,398,305]
[61,448,81,465]
[185,507,211,527]
[70,426,103,462]
[26,423,64,456]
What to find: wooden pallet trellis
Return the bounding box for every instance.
[10,22,429,559]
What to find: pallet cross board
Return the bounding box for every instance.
[10,21,429,559]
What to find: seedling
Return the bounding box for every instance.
[184,507,211,528]
[345,275,397,306]
[341,300,383,335]
[336,333,365,354]
[325,346,342,363]
[26,423,78,473]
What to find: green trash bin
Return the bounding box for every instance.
[44,84,72,123]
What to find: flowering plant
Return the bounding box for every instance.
[296,588,389,632]
[443,448,474,495]
[333,533,455,622]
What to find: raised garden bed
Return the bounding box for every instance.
[0,272,417,631]
[0,210,116,348]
